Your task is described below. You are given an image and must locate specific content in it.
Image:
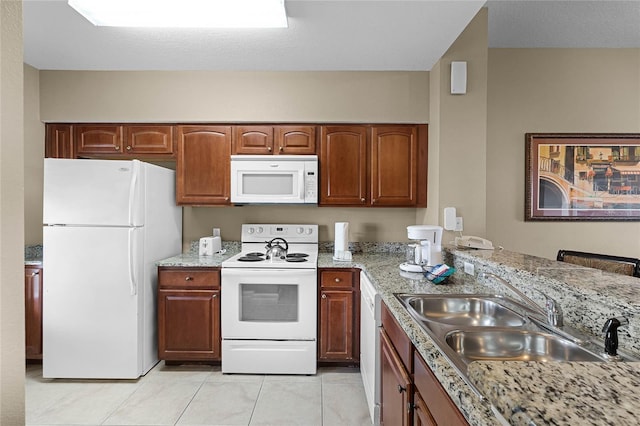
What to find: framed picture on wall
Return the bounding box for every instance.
[525,133,640,221]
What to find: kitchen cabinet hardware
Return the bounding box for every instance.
[361,198,366,202]
[322,293,327,299]
[114,146,120,150]
[31,271,39,276]
[268,146,272,151]
[185,276,193,281]
[126,146,132,151]
[398,384,406,393]
[334,278,341,282]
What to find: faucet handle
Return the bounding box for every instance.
[545,297,564,327]
[602,317,629,357]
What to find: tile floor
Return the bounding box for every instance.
[26,362,373,426]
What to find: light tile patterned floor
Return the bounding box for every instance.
[26,362,372,426]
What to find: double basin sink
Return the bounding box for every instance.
[395,293,623,394]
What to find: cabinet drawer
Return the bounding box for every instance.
[320,270,355,289]
[158,268,220,289]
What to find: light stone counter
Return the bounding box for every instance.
[157,246,640,425]
[320,248,640,426]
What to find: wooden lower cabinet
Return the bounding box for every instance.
[318,268,359,362]
[381,329,412,426]
[413,351,468,426]
[25,265,43,360]
[380,302,469,426]
[157,267,221,361]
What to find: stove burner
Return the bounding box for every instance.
[245,252,265,257]
[237,255,265,262]
[286,253,309,259]
[285,257,308,263]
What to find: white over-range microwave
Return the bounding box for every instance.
[230,155,318,204]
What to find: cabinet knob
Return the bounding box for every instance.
[114,146,120,151]
[361,198,365,203]
[126,145,132,151]
[321,294,327,299]
[224,197,230,201]
[185,276,193,281]
[398,384,406,393]
[267,146,272,152]
[212,294,217,298]
[334,278,341,283]
[279,146,283,152]
[31,271,39,276]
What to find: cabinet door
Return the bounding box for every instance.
[414,351,468,425]
[233,125,274,154]
[319,290,355,360]
[125,125,175,156]
[158,289,220,360]
[319,126,368,206]
[371,126,418,206]
[380,329,412,426]
[25,266,43,359]
[75,125,124,156]
[176,126,231,205]
[45,124,74,158]
[413,391,437,426]
[276,126,316,155]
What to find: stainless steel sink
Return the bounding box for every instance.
[402,295,526,327]
[445,329,605,363]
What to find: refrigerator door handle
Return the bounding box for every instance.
[128,228,137,296]
[128,161,140,226]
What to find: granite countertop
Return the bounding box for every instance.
[25,245,43,266]
[321,250,640,426]
[156,247,640,426]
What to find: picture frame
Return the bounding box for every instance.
[525,133,640,221]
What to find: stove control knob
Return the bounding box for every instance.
[257,227,264,234]
[306,228,314,235]
[247,227,255,234]
[297,227,304,234]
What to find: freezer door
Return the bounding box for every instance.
[43,158,144,226]
[43,226,144,379]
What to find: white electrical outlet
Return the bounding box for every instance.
[455,217,463,232]
[464,261,474,275]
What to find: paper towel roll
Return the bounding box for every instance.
[334,222,349,256]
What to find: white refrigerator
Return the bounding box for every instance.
[42,158,182,379]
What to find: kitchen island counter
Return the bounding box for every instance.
[319,249,640,426]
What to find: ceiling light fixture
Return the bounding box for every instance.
[67,0,288,28]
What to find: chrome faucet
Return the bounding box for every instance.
[479,272,564,327]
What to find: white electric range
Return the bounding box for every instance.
[221,224,318,375]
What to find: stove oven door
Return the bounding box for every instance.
[221,268,317,340]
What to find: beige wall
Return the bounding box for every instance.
[0,0,25,423]
[37,71,431,245]
[425,9,488,245]
[24,64,44,245]
[487,49,640,258]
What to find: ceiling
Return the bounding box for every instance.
[22,0,640,72]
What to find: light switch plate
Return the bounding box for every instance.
[455,217,463,232]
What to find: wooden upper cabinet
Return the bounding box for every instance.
[45,124,74,159]
[233,126,274,154]
[75,125,123,157]
[276,126,316,154]
[233,125,316,155]
[319,126,368,206]
[176,125,232,205]
[371,126,418,206]
[125,125,175,156]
